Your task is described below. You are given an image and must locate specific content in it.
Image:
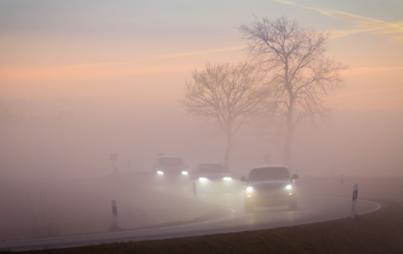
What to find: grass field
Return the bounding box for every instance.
[0,175,226,241]
[15,198,403,254]
[13,176,403,254]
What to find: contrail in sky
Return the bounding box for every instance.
[274,0,403,40]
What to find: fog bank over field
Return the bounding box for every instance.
[1,100,402,179]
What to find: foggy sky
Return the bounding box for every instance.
[1,0,403,178]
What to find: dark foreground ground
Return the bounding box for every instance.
[12,198,403,254]
[12,176,403,254]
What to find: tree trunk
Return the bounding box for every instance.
[224,134,232,167]
[284,121,293,167]
[284,100,294,167]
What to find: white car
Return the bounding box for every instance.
[153,156,189,176]
[193,163,234,182]
[241,165,299,213]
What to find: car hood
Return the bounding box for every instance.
[248,180,292,190]
[193,172,232,178]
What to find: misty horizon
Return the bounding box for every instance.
[1,98,402,178]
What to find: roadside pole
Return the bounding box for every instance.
[112,199,118,227]
[351,184,358,218]
[193,182,197,199]
[110,153,118,174]
[340,174,344,196]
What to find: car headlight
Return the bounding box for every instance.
[286,184,292,190]
[157,171,164,175]
[223,177,232,181]
[181,171,188,175]
[199,177,208,182]
[246,186,253,192]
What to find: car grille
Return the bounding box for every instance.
[254,184,285,192]
[161,168,183,174]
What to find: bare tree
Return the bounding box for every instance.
[239,17,346,167]
[179,62,267,166]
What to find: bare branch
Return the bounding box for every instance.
[238,16,347,165]
[179,62,270,165]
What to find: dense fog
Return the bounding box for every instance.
[1,99,402,242]
[1,100,402,179]
[1,0,402,249]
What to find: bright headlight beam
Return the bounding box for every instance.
[246,186,253,192]
[157,171,164,175]
[181,171,188,175]
[223,177,232,181]
[286,184,292,190]
[199,177,208,182]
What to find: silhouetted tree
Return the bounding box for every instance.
[239,17,346,167]
[179,62,267,166]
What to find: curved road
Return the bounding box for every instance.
[0,173,381,252]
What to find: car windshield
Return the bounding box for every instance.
[158,157,183,167]
[198,164,228,173]
[249,167,290,181]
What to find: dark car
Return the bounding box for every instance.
[192,163,233,182]
[241,165,299,213]
[154,156,189,176]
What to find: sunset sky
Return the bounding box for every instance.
[1,0,402,111]
[1,0,403,178]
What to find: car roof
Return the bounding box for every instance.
[199,162,223,165]
[251,165,289,170]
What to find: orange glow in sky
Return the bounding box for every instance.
[1,0,402,109]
